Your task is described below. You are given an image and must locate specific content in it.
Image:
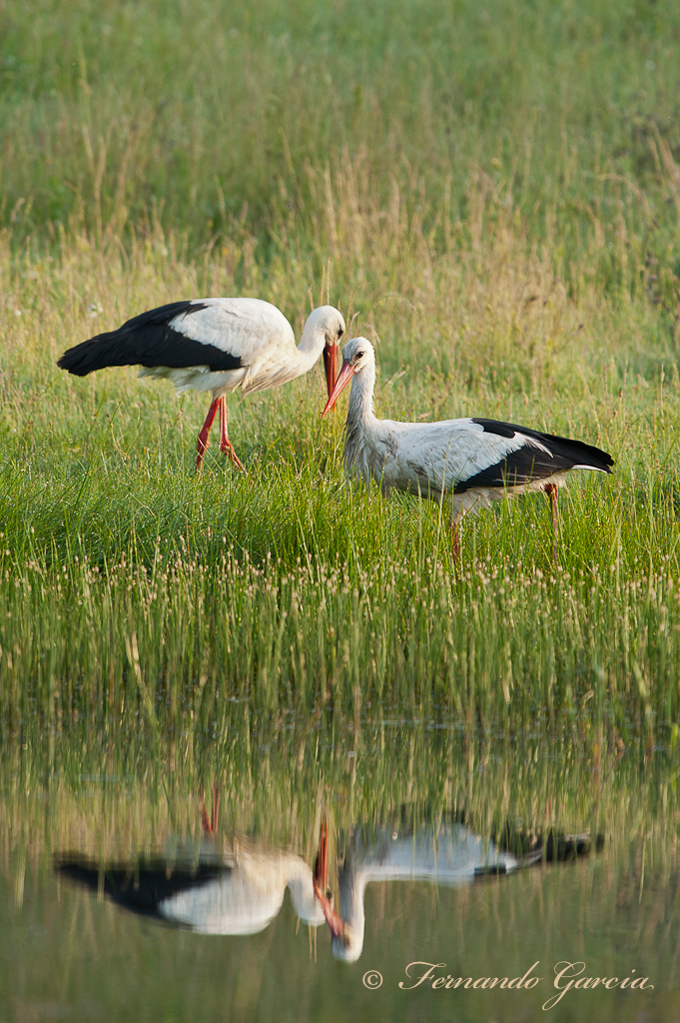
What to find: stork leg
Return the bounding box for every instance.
[200,784,220,835]
[451,521,461,562]
[544,482,559,565]
[196,398,221,472]
[218,396,245,472]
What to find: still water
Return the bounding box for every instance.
[0,746,677,1023]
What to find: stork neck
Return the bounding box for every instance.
[334,864,367,960]
[286,858,322,925]
[347,362,376,427]
[297,319,327,361]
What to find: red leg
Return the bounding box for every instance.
[544,482,559,564]
[200,784,220,835]
[196,398,221,472]
[451,521,460,562]
[219,397,245,472]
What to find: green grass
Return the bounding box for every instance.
[0,0,680,772]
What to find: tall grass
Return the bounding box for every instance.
[2,0,680,274]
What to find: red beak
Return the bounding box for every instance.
[323,343,338,400]
[312,818,345,938]
[313,880,345,938]
[322,360,355,418]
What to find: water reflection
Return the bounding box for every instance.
[56,810,595,960]
[317,824,524,962]
[57,840,326,936]
[1,743,672,1023]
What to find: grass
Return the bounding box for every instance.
[0,0,680,792]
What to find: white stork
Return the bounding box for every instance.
[57,842,328,935]
[313,822,522,962]
[58,787,330,936]
[58,298,346,471]
[322,337,613,558]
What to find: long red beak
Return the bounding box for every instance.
[322,360,354,418]
[313,881,345,938]
[323,343,338,400]
[312,819,345,938]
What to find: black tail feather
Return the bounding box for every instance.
[56,854,224,920]
[57,301,242,376]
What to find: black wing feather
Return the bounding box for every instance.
[58,301,243,376]
[454,418,613,494]
[56,854,225,921]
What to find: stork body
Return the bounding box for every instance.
[57,840,327,935]
[58,298,345,470]
[323,338,613,556]
[316,824,521,962]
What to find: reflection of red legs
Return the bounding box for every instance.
[544,482,559,565]
[196,398,221,472]
[200,784,220,835]
[219,396,245,471]
[196,396,245,472]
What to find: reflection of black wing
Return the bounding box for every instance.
[56,855,227,922]
[495,826,603,863]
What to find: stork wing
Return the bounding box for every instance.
[387,417,612,496]
[167,298,296,365]
[58,297,295,376]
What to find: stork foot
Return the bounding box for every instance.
[219,396,246,471]
[220,438,245,472]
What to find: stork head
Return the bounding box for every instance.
[313,874,363,962]
[302,306,346,398]
[322,337,374,417]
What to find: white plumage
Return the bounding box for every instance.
[58,838,327,936]
[323,337,613,556]
[155,845,327,935]
[314,823,521,962]
[59,298,346,471]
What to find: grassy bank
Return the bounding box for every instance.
[0,219,679,748]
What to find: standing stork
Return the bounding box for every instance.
[322,338,613,559]
[58,299,345,471]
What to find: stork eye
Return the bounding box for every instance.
[337,327,344,338]
[355,351,363,359]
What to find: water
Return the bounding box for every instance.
[0,738,677,1022]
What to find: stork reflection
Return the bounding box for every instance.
[57,842,327,935]
[56,804,596,955]
[314,822,597,961]
[57,791,327,935]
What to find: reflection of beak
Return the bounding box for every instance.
[322,360,354,418]
[323,343,338,399]
[314,820,329,889]
[313,880,345,938]
[313,818,345,938]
